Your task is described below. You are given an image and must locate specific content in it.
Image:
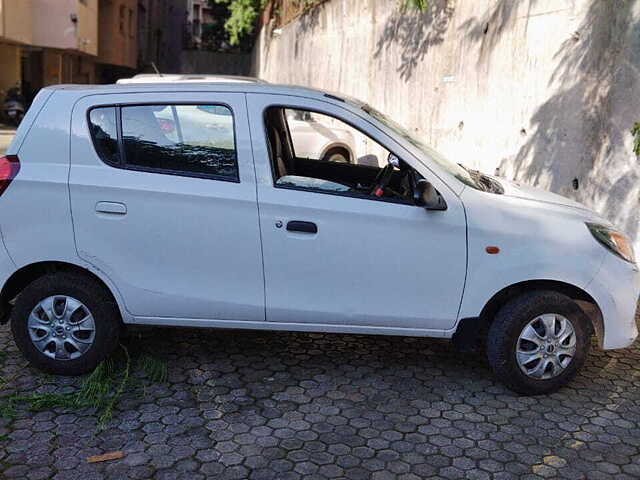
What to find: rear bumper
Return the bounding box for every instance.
[586,252,640,349]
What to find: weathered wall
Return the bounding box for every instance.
[253,0,640,247]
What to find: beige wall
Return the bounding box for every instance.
[32,0,98,55]
[42,49,95,86]
[0,43,20,93]
[0,0,34,45]
[77,0,98,56]
[254,0,640,249]
[98,0,137,68]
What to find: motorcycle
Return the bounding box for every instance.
[3,87,25,126]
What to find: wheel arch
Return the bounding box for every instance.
[453,279,603,351]
[0,261,126,325]
[319,142,355,163]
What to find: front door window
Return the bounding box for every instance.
[264,107,422,204]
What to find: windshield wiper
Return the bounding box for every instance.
[458,164,503,194]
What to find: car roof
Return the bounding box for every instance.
[42,82,351,106]
[116,74,266,84]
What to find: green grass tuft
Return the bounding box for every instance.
[139,354,168,384]
[0,346,168,427]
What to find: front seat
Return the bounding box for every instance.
[267,125,288,177]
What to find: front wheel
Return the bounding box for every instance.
[487,290,591,395]
[11,273,121,375]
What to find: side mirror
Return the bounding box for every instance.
[387,153,400,168]
[415,179,447,210]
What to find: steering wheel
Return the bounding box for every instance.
[370,163,395,197]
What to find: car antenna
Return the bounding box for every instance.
[151,62,163,77]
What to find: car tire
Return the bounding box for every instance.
[321,146,351,163]
[487,290,591,395]
[10,272,121,376]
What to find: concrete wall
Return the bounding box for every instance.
[253,0,640,247]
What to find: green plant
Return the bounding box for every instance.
[631,122,640,157]
[213,0,267,46]
[0,346,133,428]
[403,0,429,10]
[140,354,168,383]
[0,349,168,427]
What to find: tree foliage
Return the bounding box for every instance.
[404,0,429,10]
[632,122,640,157]
[211,0,428,48]
[213,0,266,46]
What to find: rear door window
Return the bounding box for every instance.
[88,104,238,181]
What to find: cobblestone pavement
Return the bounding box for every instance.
[1,319,640,480]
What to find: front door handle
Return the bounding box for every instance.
[286,221,317,234]
[95,201,127,215]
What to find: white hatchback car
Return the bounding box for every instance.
[1,82,638,395]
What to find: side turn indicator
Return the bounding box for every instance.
[485,246,500,254]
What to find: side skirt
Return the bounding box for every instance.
[129,316,455,339]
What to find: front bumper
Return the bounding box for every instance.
[586,251,640,349]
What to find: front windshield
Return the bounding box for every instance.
[347,99,481,189]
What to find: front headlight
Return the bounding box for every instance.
[586,223,636,263]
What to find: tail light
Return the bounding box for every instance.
[0,155,20,197]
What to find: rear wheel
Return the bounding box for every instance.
[487,290,591,395]
[11,273,121,375]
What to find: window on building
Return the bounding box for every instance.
[119,5,126,34]
[128,9,134,38]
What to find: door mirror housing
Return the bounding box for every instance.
[415,179,447,210]
[387,153,401,168]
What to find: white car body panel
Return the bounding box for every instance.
[247,93,467,330]
[68,92,265,321]
[0,82,635,353]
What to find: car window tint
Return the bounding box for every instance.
[88,107,120,165]
[121,104,238,179]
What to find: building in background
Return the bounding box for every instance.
[96,0,138,83]
[137,0,188,73]
[186,0,213,49]
[0,0,34,99]
[0,0,190,107]
[0,0,99,104]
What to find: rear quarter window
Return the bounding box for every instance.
[88,107,120,165]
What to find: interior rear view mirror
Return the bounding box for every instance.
[415,179,447,210]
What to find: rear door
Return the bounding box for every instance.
[69,92,265,322]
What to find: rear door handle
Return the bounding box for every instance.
[286,220,317,234]
[95,201,127,215]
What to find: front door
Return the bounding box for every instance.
[247,94,467,331]
[69,92,264,322]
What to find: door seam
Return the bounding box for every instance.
[244,93,268,322]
